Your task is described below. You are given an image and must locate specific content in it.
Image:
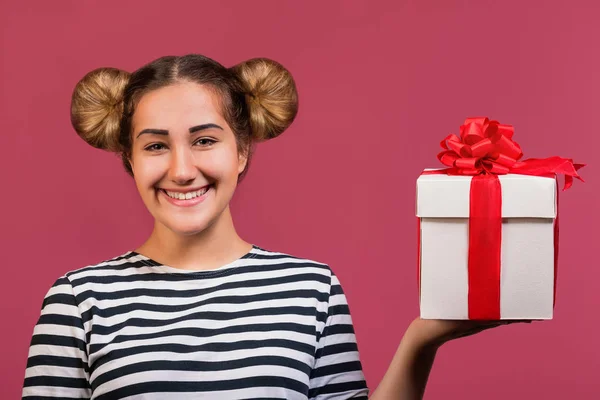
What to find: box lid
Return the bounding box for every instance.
[416,171,557,218]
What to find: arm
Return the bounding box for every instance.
[370,318,525,400]
[22,276,92,399]
[370,320,438,400]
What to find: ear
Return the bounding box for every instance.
[128,156,135,175]
[237,150,248,174]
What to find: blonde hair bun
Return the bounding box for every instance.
[232,58,298,141]
[70,67,130,152]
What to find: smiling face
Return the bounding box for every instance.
[129,82,248,236]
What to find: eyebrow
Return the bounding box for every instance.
[136,123,223,138]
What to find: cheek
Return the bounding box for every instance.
[133,159,167,189]
[198,148,242,180]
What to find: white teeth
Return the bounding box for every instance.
[164,186,209,200]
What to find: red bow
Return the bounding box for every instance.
[438,117,585,190]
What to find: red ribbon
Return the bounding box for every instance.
[468,174,502,319]
[419,117,585,319]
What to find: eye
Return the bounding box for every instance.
[144,143,167,152]
[195,138,216,147]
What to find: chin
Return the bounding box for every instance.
[160,215,216,236]
[166,222,211,237]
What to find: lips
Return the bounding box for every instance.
[161,186,210,200]
[157,184,213,207]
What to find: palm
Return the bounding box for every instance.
[408,317,529,349]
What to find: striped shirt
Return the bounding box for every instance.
[23,245,369,399]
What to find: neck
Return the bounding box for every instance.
[136,206,252,271]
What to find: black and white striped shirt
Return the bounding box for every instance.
[23,245,369,399]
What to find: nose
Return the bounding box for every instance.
[168,146,197,184]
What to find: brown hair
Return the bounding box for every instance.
[70,54,298,180]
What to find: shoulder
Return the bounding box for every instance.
[37,252,140,312]
[250,245,334,274]
[56,251,149,288]
[247,245,346,292]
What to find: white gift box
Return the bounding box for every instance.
[416,172,557,320]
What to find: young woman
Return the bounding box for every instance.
[22,54,518,399]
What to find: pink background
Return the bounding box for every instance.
[2,1,598,398]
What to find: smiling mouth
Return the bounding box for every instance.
[159,185,211,200]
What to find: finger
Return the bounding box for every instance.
[471,320,509,327]
[476,319,532,325]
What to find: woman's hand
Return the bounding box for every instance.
[405,317,532,351]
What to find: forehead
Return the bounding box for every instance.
[133,82,224,129]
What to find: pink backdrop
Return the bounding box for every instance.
[2,1,598,398]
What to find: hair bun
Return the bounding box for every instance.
[70,67,130,152]
[231,58,298,141]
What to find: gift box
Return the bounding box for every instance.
[416,117,584,320]
[417,172,557,319]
